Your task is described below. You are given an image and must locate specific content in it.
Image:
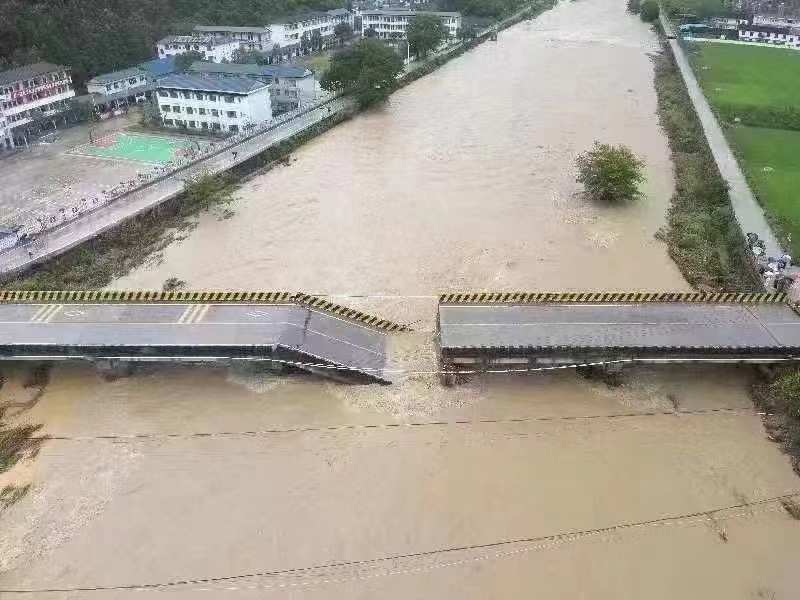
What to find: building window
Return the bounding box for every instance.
[227,110,237,118]
[212,122,221,130]
[169,91,178,98]
[183,91,191,99]
[201,121,208,128]
[161,105,170,112]
[224,95,235,103]
[188,120,196,128]
[208,94,216,101]
[186,106,194,114]
[211,109,219,116]
[173,105,181,112]
[229,124,239,132]
[164,118,174,125]
[198,108,206,115]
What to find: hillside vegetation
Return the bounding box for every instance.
[0,0,532,91]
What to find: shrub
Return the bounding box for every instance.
[640,0,660,22]
[575,142,645,203]
[768,371,800,419]
[627,0,641,13]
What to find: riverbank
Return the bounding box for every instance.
[0,0,556,290]
[653,47,762,291]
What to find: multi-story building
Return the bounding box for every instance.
[155,35,239,63]
[268,9,354,46]
[193,25,271,51]
[87,67,154,112]
[361,8,461,40]
[187,61,318,111]
[155,74,272,133]
[0,62,75,148]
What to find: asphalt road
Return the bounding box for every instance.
[439,302,800,350]
[0,302,388,381]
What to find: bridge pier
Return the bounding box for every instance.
[94,358,133,378]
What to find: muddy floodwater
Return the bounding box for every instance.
[3,0,800,598]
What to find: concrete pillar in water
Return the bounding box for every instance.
[95,358,133,378]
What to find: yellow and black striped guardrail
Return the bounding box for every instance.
[439,291,788,304]
[294,294,410,332]
[0,290,411,333]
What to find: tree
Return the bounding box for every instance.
[174,50,204,72]
[311,29,323,51]
[320,38,403,108]
[300,32,312,55]
[575,143,645,203]
[232,47,263,64]
[138,97,161,127]
[334,22,353,46]
[457,25,477,42]
[639,0,659,21]
[407,14,448,58]
[364,27,377,38]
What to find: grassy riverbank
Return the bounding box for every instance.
[0,0,556,290]
[653,48,761,291]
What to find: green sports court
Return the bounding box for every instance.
[70,132,204,164]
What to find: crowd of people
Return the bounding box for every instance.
[747,232,796,291]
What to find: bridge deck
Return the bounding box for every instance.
[0,303,389,384]
[439,302,800,355]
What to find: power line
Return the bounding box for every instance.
[2,492,797,595]
[46,406,762,442]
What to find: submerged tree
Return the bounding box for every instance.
[575,142,645,203]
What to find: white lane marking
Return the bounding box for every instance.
[43,304,64,323]
[177,305,200,324]
[28,305,51,322]
[190,304,211,324]
[30,304,61,323]
[62,309,86,318]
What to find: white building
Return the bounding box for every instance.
[187,61,317,111]
[0,62,75,149]
[738,23,800,48]
[361,9,461,40]
[156,74,272,133]
[193,26,271,51]
[155,35,239,63]
[268,9,354,46]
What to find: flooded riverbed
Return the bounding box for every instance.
[3,0,800,598]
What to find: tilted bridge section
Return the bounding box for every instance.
[0,291,411,385]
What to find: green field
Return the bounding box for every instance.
[690,43,800,254]
[727,125,800,255]
[692,43,800,113]
[74,133,199,164]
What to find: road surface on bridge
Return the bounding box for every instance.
[439,302,800,352]
[0,302,388,383]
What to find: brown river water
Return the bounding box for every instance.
[2,0,799,598]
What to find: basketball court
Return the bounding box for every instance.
[68,132,204,164]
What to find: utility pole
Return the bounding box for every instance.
[88,95,97,145]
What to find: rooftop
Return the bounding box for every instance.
[327,8,351,16]
[157,73,269,93]
[193,25,268,33]
[0,62,69,87]
[157,35,236,46]
[138,56,178,78]
[188,61,309,78]
[88,67,149,85]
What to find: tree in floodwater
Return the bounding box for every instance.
[320,39,403,108]
[575,142,645,203]
[407,14,448,58]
